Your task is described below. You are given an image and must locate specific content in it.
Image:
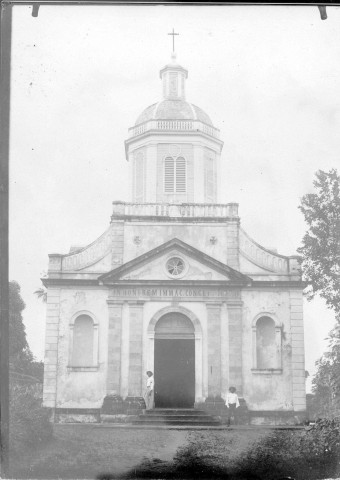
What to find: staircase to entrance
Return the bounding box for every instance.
[133,408,221,426]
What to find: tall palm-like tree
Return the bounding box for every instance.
[34,287,47,303]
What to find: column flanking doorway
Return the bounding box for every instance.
[154,312,195,408]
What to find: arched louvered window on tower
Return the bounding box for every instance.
[164,156,186,193]
[176,157,186,192]
[164,156,175,193]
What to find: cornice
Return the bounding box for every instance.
[42,277,305,289]
[42,278,100,287]
[251,281,306,288]
[105,280,246,287]
[110,215,240,224]
[125,129,224,148]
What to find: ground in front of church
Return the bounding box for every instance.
[9,425,337,479]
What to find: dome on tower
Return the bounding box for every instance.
[135,100,213,126]
[134,53,214,128]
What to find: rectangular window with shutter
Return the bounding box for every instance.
[164,157,175,192]
[175,157,186,193]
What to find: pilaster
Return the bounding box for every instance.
[226,220,240,270]
[42,288,61,408]
[128,301,144,396]
[290,290,306,411]
[120,302,130,398]
[145,144,157,203]
[106,300,124,395]
[110,219,124,268]
[206,302,222,396]
[227,299,243,394]
[220,302,229,397]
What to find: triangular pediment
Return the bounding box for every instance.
[99,238,252,285]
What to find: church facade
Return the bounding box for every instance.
[42,53,306,424]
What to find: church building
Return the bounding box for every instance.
[42,49,306,424]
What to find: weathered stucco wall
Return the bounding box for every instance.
[123,223,230,265]
[44,222,305,415]
[55,287,109,408]
[45,284,305,412]
[241,289,305,411]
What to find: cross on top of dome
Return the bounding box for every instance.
[129,33,221,137]
[168,28,179,53]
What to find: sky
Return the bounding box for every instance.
[8,4,340,392]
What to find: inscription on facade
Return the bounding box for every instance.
[110,287,240,300]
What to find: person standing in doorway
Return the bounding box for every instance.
[144,371,154,410]
[225,386,240,426]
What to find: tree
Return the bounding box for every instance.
[311,325,340,418]
[9,281,43,381]
[9,281,32,368]
[9,282,52,453]
[298,169,340,418]
[297,169,340,322]
[34,287,47,303]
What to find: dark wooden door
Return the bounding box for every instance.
[154,338,195,408]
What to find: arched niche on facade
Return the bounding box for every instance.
[252,312,282,373]
[68,310,99,370]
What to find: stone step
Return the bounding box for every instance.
[133,418,220,426]
[133,408,221,426]
[145,409,208,416]
[136,414,217,421]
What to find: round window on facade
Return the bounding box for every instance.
[166,257,186,278]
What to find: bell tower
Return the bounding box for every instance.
[125,47,223,204]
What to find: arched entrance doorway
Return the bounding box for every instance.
[154,312,195,408]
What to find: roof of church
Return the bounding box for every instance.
[135,100,213,126]
[98,237,253,285]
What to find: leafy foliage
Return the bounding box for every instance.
[9,280,52,456]
[231,421,340,480]
[34,287,47,303]
[9,383,52,454]
[9,281,31,364]
[312,325,340,417]
[298,169,340,418]
[9,280,43,380]
[297,168,340,321]
[306,417,340,458]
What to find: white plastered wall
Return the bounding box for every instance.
[54,287,109,408]
[241,289,304,411]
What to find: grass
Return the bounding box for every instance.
[8,425,340,479]
[9,426,188,479]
